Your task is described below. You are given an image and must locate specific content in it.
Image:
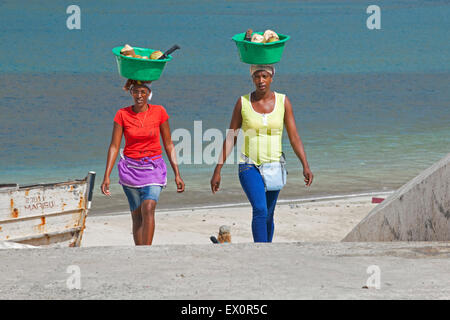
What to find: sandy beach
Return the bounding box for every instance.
[81,195,384,247]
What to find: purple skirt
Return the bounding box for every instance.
[118,149,167,188]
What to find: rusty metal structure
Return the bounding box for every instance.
[0,172,95,247]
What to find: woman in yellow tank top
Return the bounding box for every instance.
[210,64,314,243]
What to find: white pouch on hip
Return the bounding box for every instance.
[241,153,287,191]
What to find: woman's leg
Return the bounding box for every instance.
[131,207,143,245]
[239,164,269,242]
[138,186,162,246]
[265,190,280,242]
[122,186,144,245]
[140,199,157,245]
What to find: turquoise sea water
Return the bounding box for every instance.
[0,1,449,214]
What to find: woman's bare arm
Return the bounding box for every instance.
[101,122,123,195]
[211,98,242,193]
[284,96,314,186]
[160,120,185,192]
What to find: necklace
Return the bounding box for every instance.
[134,105,149,127]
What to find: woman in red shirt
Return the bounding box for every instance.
[101,80,185,245]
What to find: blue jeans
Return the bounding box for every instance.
[122,185,163,212]
[238,163,280,243]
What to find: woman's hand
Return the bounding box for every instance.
[284,96,314,187]
[101,177,111,196]
[102,123,123,198]
[175,175,185,193]
[161,120,185,194]
[303,167,314,187]
[210,170,221,194]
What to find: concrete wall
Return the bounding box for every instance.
[343,153,450,241]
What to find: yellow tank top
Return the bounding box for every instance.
[240,92,285,165]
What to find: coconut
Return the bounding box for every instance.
[251,33,264,43]
[150,50,163,60]
[263,30,279,43]
[266,36,279,43]
[120,44,135,56]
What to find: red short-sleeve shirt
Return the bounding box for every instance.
[114,104,169,159]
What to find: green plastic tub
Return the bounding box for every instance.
[232,32,290,65]
[112,46,172,81]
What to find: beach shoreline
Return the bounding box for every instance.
[90,188,395,216]
[81,193,389,247]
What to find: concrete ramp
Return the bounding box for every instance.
[343,153,450,241]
